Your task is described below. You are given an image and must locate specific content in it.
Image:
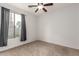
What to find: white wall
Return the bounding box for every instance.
[26,13,37,42]
[37,4,79,49]
[0,7,1,34]
[0,4,37,51]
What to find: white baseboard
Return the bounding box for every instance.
[40,39,79,50]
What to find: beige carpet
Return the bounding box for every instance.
[0,40,79,56]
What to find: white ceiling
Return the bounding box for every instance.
[5,3,78,15]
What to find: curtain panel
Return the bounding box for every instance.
[21,14,26,41]
[0,7,10,46]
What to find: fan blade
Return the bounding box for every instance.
[42,8,47,12]
[38,3,43,5]
[41,3,43,5]
[35,8,39,13]
[44,3,53,6]
[28,5,37,7]
[38,3,39,5]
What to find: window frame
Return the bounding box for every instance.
[8,10,22,39]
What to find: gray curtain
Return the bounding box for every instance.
[0,7,10,46]
[21,14,26,41]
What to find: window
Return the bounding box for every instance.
[15,14,21,38]
[8,12,15,39]
[8,12,21,39]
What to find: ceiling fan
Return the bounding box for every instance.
[28,3,53,13]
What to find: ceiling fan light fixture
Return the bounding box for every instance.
[37,5,43,10]
[28,3,53,13]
